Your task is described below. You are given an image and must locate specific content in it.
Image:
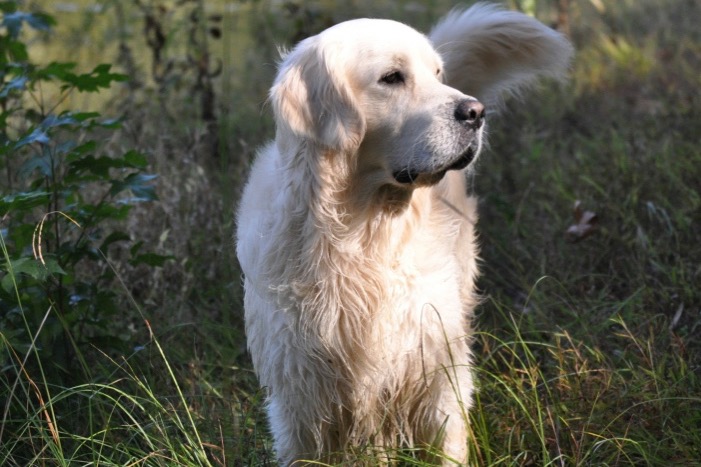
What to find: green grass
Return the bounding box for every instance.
[2,0,701,465]
[0,265,270,465]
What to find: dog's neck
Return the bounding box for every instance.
[295,159,423,379]
[317,146,428,239]
[272,140,473,379]
[370,184,414,215]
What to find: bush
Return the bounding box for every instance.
[0,2,165,385]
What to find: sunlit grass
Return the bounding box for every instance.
[467,300,701,466]
[1,303,270,466]
[1,226,266,465]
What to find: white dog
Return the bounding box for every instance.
[236,3,572,465]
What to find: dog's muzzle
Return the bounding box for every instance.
[392,146,477,184]
[393,98,485,185]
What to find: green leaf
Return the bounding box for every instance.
[18,152,52,178]
[68,111,101,123]
[68,155,120,178]
[60,64,128,93]
[73,203,132,224]
[129,253,173,268]
[97,118,123,129]
[111,173,158,201]
[59,140,97,165]
[0,191,50,214]
[11,43,28,62]
[2,11,54,38]
[42,257,66,276]
[123,150,148,168]
[67,152,150,180]
[99,231,131,252]
[0,2,18,14]
[4,223,36,253]
[33,62,76,81]
[0,75,28,98]
[14,126,50,149]
[41,113,78,128]
[24,12,55,31]
[3,256,65,282]
[130,241,143,256]
[1,272,16,293]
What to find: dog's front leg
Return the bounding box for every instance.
[436,370,474,465]
[266,394,317,466]
[414,351,474,465]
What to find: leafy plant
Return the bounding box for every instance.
[0,1,165,384]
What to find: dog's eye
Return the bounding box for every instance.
[380,71,405,85]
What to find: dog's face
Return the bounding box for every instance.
[271,19,485,187]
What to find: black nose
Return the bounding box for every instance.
[454,99,485,128]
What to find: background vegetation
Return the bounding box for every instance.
[1,0,699,465]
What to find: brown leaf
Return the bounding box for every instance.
[566,200,598,242]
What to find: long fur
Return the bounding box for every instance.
[430,3,574,106]
[236,3,572,465]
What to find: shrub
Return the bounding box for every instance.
[0,2,165,385]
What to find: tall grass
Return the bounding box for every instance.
[1,263,271,465]
[1,225,268,464]
[466,1,701,462]
[467,305,701,465]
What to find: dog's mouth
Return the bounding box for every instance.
[392,146,477,185]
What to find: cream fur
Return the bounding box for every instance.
[236,3,572,465]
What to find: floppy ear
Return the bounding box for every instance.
[429,3,574,105]
[270,38,366,153]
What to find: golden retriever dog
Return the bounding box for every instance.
[236,3,572,464]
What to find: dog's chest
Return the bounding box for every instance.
[377,216,466,341]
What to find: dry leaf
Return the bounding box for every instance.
[566,200,598,242]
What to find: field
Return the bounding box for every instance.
[1,0,700,465]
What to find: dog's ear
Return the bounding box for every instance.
[270,38,366,153]
[429,3,574,105]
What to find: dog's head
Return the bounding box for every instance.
[270,6,572,187]
[271,19,484,187]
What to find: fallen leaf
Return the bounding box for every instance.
[566,200,598,242]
